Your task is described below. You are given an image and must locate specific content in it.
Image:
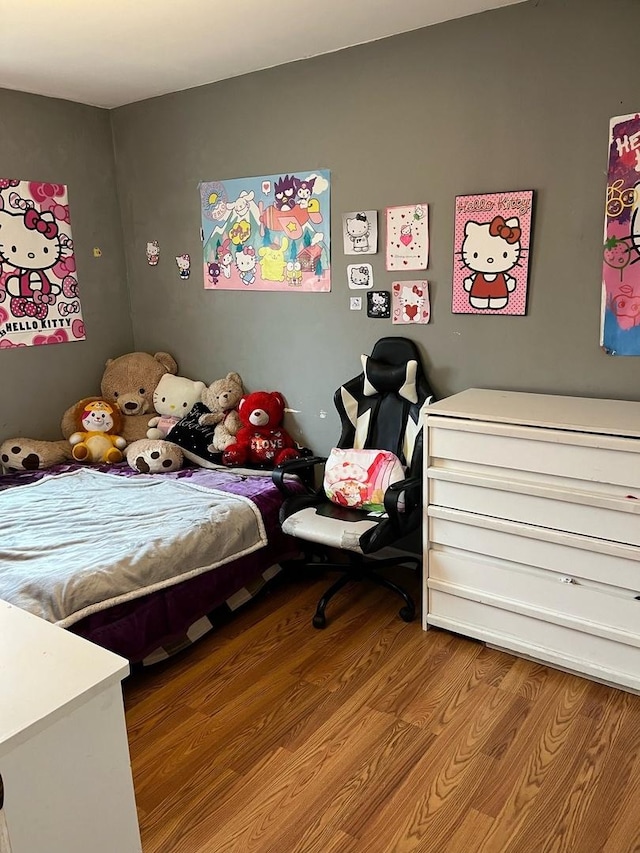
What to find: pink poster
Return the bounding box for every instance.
[452,190,533,315]
[601,113,640,355]
[0,179,85,348]
[392,280,430,325]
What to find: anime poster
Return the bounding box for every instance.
[386,204,428,270]
[199,170,331,292]
[0,179,85,348]
[452,190,533,315]
[601,113,640,355]
[392,280,430,325]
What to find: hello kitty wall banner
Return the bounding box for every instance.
[601,113,640,356]
[199,170,331,292]
[453,190,533,315]
[0,179,85,348]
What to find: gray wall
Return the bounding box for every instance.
[108,0,639,455]
[0,89,132,440]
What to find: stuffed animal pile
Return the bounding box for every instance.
[0,351,304,475]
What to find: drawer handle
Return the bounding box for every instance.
[559,576,576,584]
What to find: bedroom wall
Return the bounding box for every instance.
[111,0,640,455]
[0,88,132,441]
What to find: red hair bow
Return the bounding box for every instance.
[24,209,59,240]
[489,215,520,244]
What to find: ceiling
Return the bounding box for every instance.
[0,0,526,110]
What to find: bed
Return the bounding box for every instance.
[0,461,300,665]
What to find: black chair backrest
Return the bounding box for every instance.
[333,337,435,479]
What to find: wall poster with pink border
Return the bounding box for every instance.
[0,179,85,348]
[199,170,331,292]
[601,113,640,355]
[452,190,533,315]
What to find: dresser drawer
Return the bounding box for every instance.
[427,591,640,693]
[427,546,640,645]
[429,474,640,545]
[428,508,640,591]
[428,419,640,495]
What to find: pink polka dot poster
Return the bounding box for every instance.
[452,190,534,316]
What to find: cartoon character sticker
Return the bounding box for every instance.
[602,113,640,355]
[176,253,191,280]
[146,240,160,265]
[367,290,391,319]
[347,263,373,290]
[343,210,378,255]
[392,280,430,324]
[0,179,85,347]
[199,170,331,292]
[452,190,533,315]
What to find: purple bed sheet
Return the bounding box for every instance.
[0,462,300,663]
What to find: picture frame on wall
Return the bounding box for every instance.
[452,190,534,316]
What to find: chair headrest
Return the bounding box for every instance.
[361,354,418,404]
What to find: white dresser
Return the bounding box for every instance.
[0,600,142,852]
[423,389,640,693]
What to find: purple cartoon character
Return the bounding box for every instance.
[273,175,297,211]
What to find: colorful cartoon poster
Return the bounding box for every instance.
[385,204,428,270]
[601,113,640,355]
[342,210,378,255]
[0,179,85,348]
[392,280,430,325]
[199,170,331,292]
[452,190,533,315]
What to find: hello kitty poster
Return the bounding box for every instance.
[386,204,428,271]
[392,280,430,325]
[601,113,640,355]
[199,170,331,292]
[452,190,533,316]
[0,179,85,348]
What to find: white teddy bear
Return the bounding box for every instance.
[147,374,206,440]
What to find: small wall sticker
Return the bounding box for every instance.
[176,253,191,280]
[367,290,391,318]
[146,240,160,266]
[347,263,373,290]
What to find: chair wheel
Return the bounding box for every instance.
[312,612,326,629]
[399,605,415,622]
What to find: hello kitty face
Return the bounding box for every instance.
[461,217,521,275]
[176,254,190,271]
[235,247,256,272]
[349,266,370,287]
[372,292,386,306]
[0,209,61,271]
[346,214,369,240]
[400,285,424,320]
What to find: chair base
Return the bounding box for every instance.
[307,553,420,629]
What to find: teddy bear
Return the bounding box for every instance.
[69,399,127,464]
[0,351,179,472]
[198,372,245,452]
[147,374,206,440]
[222,390,300,468]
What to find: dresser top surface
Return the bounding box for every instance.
[0,600,128,755]
[425,389,640,438]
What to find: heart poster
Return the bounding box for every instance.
[385,204,429,271]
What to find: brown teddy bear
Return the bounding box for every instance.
[1,351,178,471]
[198,372,245,452]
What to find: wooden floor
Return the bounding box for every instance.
[124,569,640,853]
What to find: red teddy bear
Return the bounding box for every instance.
[222,390,300,467]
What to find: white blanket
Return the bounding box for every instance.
[0,468,267,627]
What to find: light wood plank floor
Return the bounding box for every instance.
[124,568,640,853]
